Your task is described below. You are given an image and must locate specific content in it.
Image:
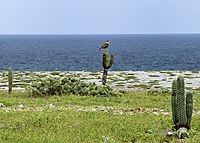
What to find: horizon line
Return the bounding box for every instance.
[0,32,200,35]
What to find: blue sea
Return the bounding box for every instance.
[0,34,200,71]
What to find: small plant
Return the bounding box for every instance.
[171,76,193,139]
[102,51,114,85]
[8,68,13,94]
[50,72,60,76]
[191,70,199,74]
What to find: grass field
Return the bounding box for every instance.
[0,90,200,142]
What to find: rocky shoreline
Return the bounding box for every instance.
[0,70,200,91]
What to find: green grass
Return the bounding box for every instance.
[109,78,122,82]
[124,75,137,80]
[89,72,100,76]
[0,91,172,111]
[132,84,151,89]
[184,76,195,79]
[0,110,173,143]
[1,90,200,142]
[149,75,160,77]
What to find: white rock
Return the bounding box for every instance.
[18,104,24,109]
[6,108,11,112]
[178,127,189,139]
[48,104,55,108]
[152,112,159,115]
[102,136,114,142]
[162,112,170,115]
[0,103,5,107]
[167,131,173,136]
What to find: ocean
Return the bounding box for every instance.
[0,34,200,71]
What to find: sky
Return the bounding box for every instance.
[0,0,200,34]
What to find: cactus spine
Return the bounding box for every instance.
[171,76,193,138]
[102,51,114,85]
[8,68,13,94]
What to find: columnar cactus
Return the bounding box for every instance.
[171,80,178,125]
[176,76,187,127]
[171,76,193,138]
[102,51,114,85]
[186,92,193,128]
[8,68,13,94]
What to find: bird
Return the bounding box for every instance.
[99,40,110,51]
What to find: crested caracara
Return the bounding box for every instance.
[99,40,110,51]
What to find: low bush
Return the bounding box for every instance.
[26,77,123,97]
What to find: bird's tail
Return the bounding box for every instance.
[99,47,102,51]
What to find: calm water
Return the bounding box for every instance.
[0,34,200,71]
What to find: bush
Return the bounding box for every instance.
[26,77,123,97]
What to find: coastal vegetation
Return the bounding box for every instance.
[1,90,200,142]
[26,77,122,97]
[0,70,200,142]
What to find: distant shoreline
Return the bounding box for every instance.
[0,70,199,91]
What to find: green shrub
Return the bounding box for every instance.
[50,72,61,76]
[26,77,123,97]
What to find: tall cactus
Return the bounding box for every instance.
[176,76,187,127]
[171,80,178,125]
[102,51,114,85]
[171,76,193,138]
[8,68,13,94]
[186,92,193,128]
